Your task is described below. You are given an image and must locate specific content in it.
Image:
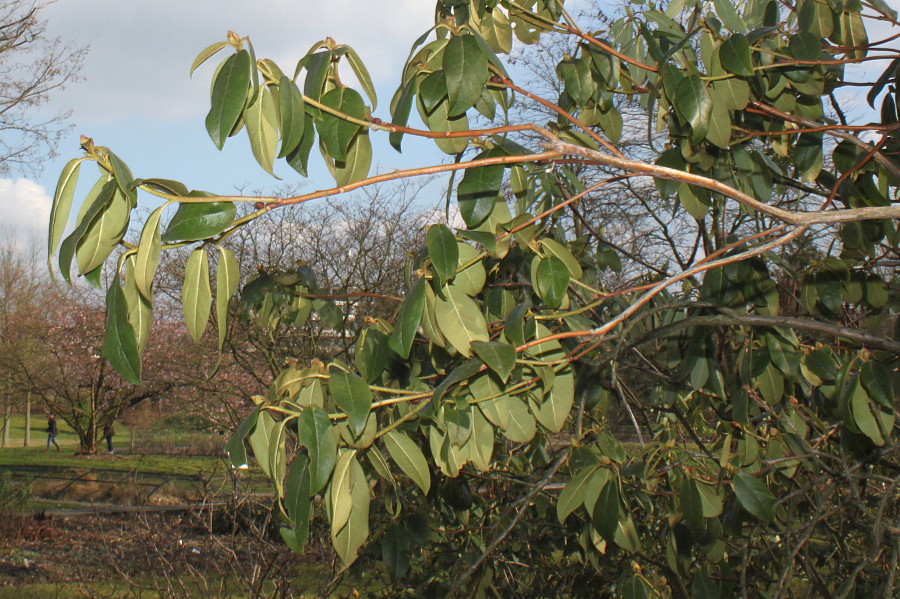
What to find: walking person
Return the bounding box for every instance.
[104,423,115,454]
[46,413,60,452]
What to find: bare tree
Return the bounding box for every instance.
[0,0,86,176]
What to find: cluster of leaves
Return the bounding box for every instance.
[48,0,899,596]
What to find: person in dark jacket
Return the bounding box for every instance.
[46,414,60,452]
[104,423,115,454]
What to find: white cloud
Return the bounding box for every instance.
[0,178,52,237]
[41,1,434,125]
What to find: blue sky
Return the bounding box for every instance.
[2,0,443,236]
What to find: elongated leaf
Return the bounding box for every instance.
[123,256,152,354]
[388,278,426,358]
[225,406,260,469]
[733,471,776,523]
[332,454,370,564]
[457,164,503,228]
[535,364,574,432]
[557,465,599,523]
[133,205,164,300]
[345,46,377,110]
[389,77,416,151]
[444,34,488,117]
[593,479,620,542]
[502,399,536,443]
[330,450,355,533]
[278,76,306,158]
[434,284,490,357]
[107,149,137,206]
[101,276,142,385]
[297,407,338,494]
[332,129,372,186]
[206,50,252,150]
[316,87,365,162]
[713,0,747,33]
[384,431,431,495]
[535,256,570,309]
[249,411,277,478]
[161,201,236,241]
[427,224,458,286]
[48,158,82,268]
[674,75,713,143]
[216,246,240,353]
[282,453,312,550]
[329,367,373,438]
[76,186,131,275]
[190,40,229,75]
[183,247,212,342]
[245,86,280,175]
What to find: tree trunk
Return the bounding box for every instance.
[1,398,9,448]
[23,391,30,447]
[78,432,97,455]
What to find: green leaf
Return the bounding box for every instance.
[76,184,131,275]
[388,278,426,358]
[860,361,894,410]
[434,284,490,357]
[283,453,312,550]
[245,86,280,176]
[190,40,229,75]
[101,276,142,385]
[300,50,333,101]
[444,34,488,117]
[123,257,152,354]
[297,407,338,494]
[798,0,834,38]
[457,164,504,228]
[705,93,732,149]
[850,382,890,446]
[329,367,373,438]
[355,327,388,384]
[535,256,570,309]
[720,34,754,77]
[316,87,365,162]
[225,406,260,469]
[557,465,599,523]
[454,242,487,296]
[534,363,574,433]
[330,450,355,533]
[695,481,724,517]
[277,76,306,158]
[384,431,431,495]
[182,247,212,342]
[133,205,164,300]
[205,50,252,150]
[389,77,416,152]
[161,201,236,241]
[215,246,240,353]
[733,471,776,523]
[755,361,784,403]
[540,238,583,279]
[331,454,370,564]
[789,32,822,61]
[681,478,705,530]
[285,113,316,176]
[48,158,82,268]
[331,128,372,186]
[713,0,747,33]
[427,224,459,286]
[502,399,536,443]
[471,340,516,382]
[344,46,377,110]
[674,75,713,144]
[106,149,137,206]
[592,479,620,542]
[249,411,277,478]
